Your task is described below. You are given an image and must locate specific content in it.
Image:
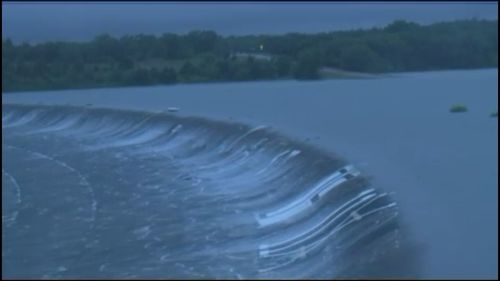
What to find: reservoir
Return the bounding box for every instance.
[2,68,498,278]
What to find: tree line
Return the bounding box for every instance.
[2,19,497,92]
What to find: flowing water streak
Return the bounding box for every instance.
[2,103,401,278]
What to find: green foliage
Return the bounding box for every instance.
[159,67,177,84]
[450,104,468,113]
[338,43,386,72]
[293,49,321,80]
[2,19,498,92]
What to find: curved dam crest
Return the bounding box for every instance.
[2,103,416,278]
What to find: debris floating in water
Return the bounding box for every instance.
[449,104,467,113]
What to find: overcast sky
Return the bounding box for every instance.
[2,2,498,43]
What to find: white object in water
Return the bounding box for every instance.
[167,107,179,113]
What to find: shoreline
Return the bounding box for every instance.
[3,19,497,95]
[2,67,496,95]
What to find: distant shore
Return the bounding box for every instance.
[2,19,497,93]
[1,68,381,94]
[3,67,498,95]
[318,67,382,79]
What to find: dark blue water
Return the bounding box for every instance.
[2,69,498,278]
[3,104,405,279]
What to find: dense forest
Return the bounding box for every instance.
[2,19,498,92]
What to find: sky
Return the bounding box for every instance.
[2,2,498,43]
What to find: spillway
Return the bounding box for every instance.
[2,103,412,279]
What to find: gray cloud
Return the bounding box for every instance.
[2,2,497,43]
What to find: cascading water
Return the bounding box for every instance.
[2,104,412,279]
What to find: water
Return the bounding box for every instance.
[2,104,402,278]
[2,69,498,278]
